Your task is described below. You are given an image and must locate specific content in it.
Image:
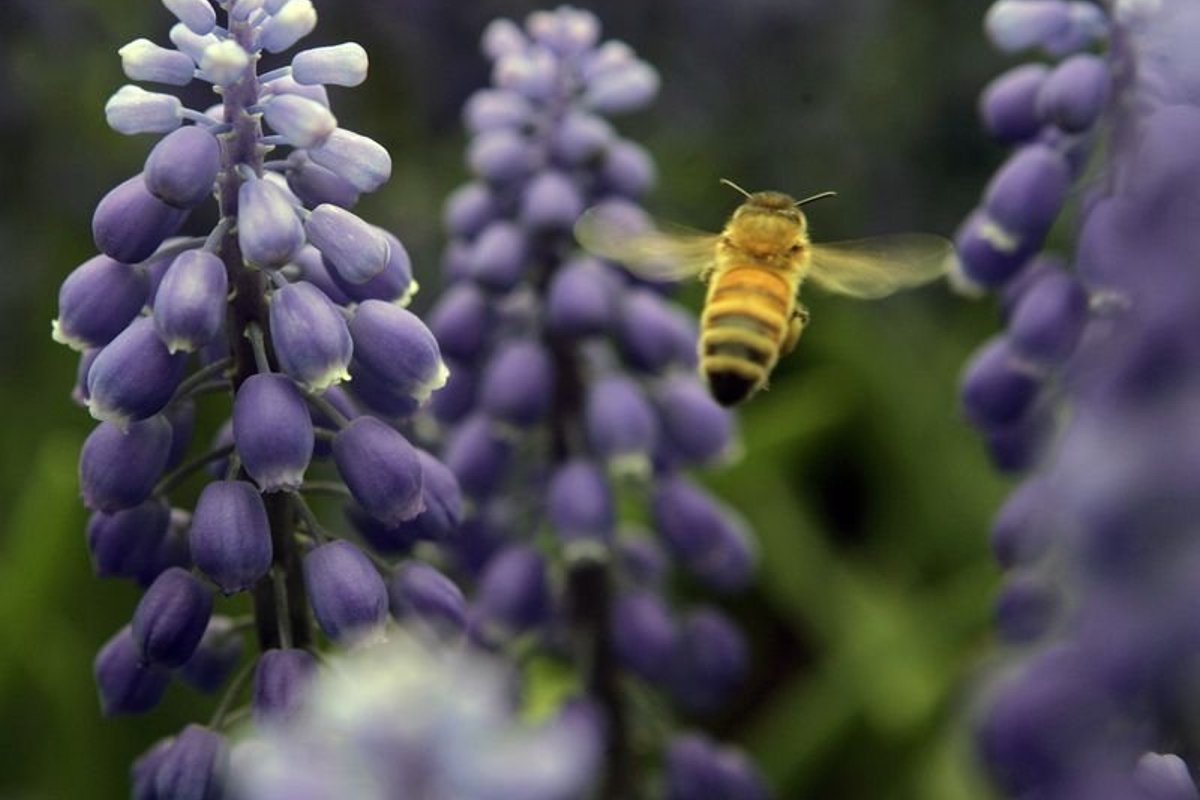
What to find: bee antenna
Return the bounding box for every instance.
[719,178,753,199]
[795,191,838,207]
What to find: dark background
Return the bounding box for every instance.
[0,1,1009,797]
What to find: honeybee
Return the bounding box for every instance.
[575,180,955,406]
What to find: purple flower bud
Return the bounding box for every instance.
[144,126,221,208]
[132,738,173,800]
[238,176,304,269]
[527,7,600,55]
[289,244,352,304]
[961,336,1041,429]
[990,478,1052,569]
[494,48,558,100]
[292,42,368,87]
[179,615,244,693]
[665,735,769,800]
[233,374,314,492]
[135,506,192,588]
[253,648,317,725]
[152,725,227,800]
[467,129,537,183]
[519,170,585,230]
[654,376,734,465]
[345,503,420,556]
[995,572,1059,643]
[80,416,172,511]
[259,0,317,53]
[601,139,656,197]
[980,63,1050,144]
[616,289,698,371]
[652,476,755,592]
[620,537,669,588]
[95,626,170,716]
[52,255,149,351]
[463,89,533,135]
[285,153,360,210]
[189,480,273,594]
[93,175,188,263]
[333,416,424,526]
[470,220,529,291]
[443,182,497,238]
[388,561,468,633]
[546,257,618,337]
[349,300,448,405]
[428,283,491,361]
[1008,269,1088,366]
[954,208,1037,288]
[105,85,184,135]
[430,361,477,424]
[551,110,614,165]
[168,22,219,64]
[1036,53,1110,133]
[269,281,353,392]
[585,374,658,471]
[132,567,213,667]
[303,540,388,642]
[1135,753,1199,800]
[985,0,1071,53]
[479,339,554,426]
[547,460,613,542]
[481,18,526,60]
[475,545,550,635]
[152,249,227,353]
[612,590,676,682]
[304,203,389,285]
[402,449,464,540]
[983,144,1070,240]
[443,414,513,500]
[267,72,329,107]
[87,317,188,425]
[163,0,217,35]
[308,128,392,193]
[88,499,171,579]
[199,39,251,87]
[669,608,747,712]
[327,230,415,305]
[119,38,195,86]
[583,61,660,114]
[442,240,473,282]
[264,93,337,149]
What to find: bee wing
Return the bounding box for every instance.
[807,234,956,299]
[574,205,719,281]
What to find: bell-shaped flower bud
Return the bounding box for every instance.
[654,376,734,465]
[443,414,512,500]
[93,175,188,263]
[309,128,391,193]
[87,499,172,579]
[669,608,748,713]
[620,537,669,588]
[268,281,352,392]
[443,181,497,237]
[961,336,1041,430]
[582,61,660,114]
[479,339,554,426]
[470,219,528,291]
[264,93,336,149]
[475,545,550,637]
[168,22,219,64]
[980,63,1051,144]
[468,129,538,185]
[53,255,149,351]
[428,283,491,362]
[132,566,213,667]
[144,126,221,209]
[233,374,314,492]
[95,625,170,715]
[119,38,195,86]
[87,317,189,426]
[481,17,526,60]
[285,153,359,210]
[260,0,317,53]
[179,615,245,693]
[528,7,600,55]
[369,450,463,546]
[652,476,755,592]
[546,257,617,338]
[199,39,251,87]
[292,42,368,87]
[333,416,424,526]
[132,739,174,800]
[134,506,192,588]
[189,480,273,594]
[985,0,1071,53]
[388,561,468,633]
[983,144,1070,242]
[152,725,228,800]
[547,460,613,542]
[551,110,614,165]
[105,85,183,135]
[600,139,656,197]
[519,170,585,230]
[493,47,558,100]
[463,89,533,135]
[304,204,389,285]
[238,176,305,269]
[616,289,698,371]
[80,416,172,512]
[152,249,227,353]
[349,300,448,404]
[1009,269,1088,367]
[612,590,677,683]
[253,648,317,725]
[322,232,413,308]
[665,734,769,800]
[1035,53,1110,134]
[585,374,658,473]
[954,208,1036,288]
[163,0,217,35]
[303,540,388,642]
[289,244,351,304]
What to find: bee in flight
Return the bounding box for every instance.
[575,180,955,406]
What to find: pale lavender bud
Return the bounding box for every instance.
[467,129,537,183]
[233,374,314,492]
[169,23,219,65]
[153,249,227,353]
[493,47,558,100]
[443,181,497,238]
[388,561,468,633]
[92,175,188,263]
[260,0,317,53]
[333,416,424,526]
[87,317,189,425]
[87,499,171,579]
[105,85,183,135]
[304,204,389,284]
[95,626,170,716]
[1135,753,1200,800]
[189,480,273,594]
[266,73,330,109]
[583,61,660,114]
[585,374,658,471]
[443,414,513,500]
[481,18,527,60]
[601,139,657,197]
[153,725,227,800]
[470,220,528,290]
[253,649,317,725]
[270,287,350,395]
[132,567,213,668]
[291,43,368,87]
[162,0,217,35]
[581,40,635,81]
[985,0,1071,53]
[475,545,550,635]
[328,230,415,305]
[308,128,391,193]
[463,89,533,135]
[238,177,305,269]
[264,93,336,149]
[551,111,614,165]
[144,126,221,209]
[547,459,613,542]
[285,153,359,210]
[304,540,388,642]
[520,170,585,230]
[479,339,554,426]
[53,255,149,351]
[349,301,448,405]
[179,615,244,693]
[119,38,196,86]
[526,7,599,55]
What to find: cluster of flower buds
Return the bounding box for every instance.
[422,6,768,797]
[56,0,463,794]
[965,2,1200,798]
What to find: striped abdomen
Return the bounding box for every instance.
[699,265,795,406]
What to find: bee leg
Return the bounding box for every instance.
[782,304,809,356]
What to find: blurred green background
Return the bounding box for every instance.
[0,0,1011,797]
